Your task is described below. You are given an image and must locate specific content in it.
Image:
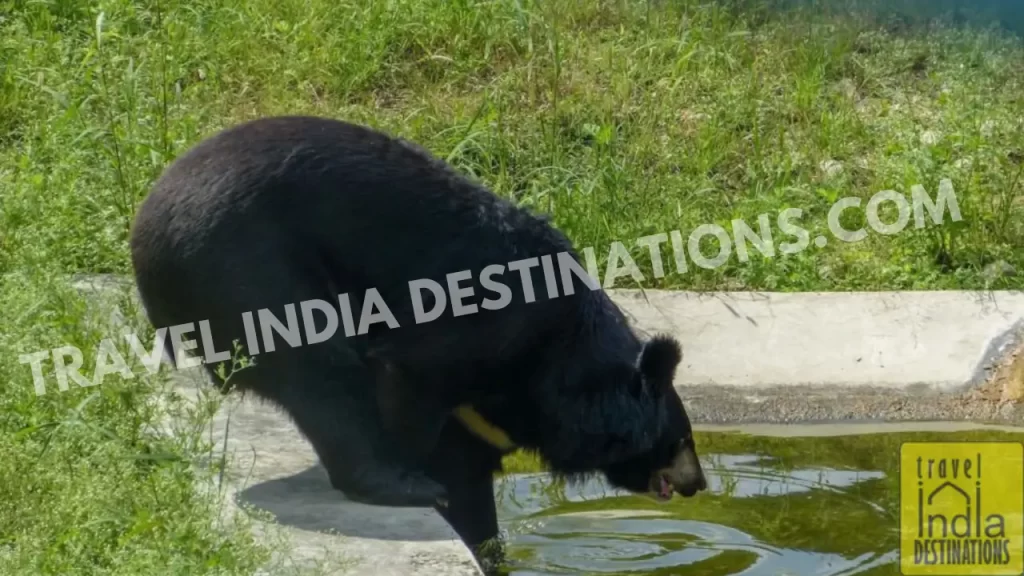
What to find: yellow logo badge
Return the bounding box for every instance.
[900,441,1024,575]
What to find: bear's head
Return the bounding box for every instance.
[601,334,707,501]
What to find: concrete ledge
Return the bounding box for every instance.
[695,421,1024,437]
[610,289,1024,392]
[608,289,1024,425]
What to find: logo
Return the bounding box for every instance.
[900,441,1024,575]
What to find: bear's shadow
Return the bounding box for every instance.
[235,464,456,542]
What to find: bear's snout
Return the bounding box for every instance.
[663,439,707,498]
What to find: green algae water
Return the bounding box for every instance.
[494,425,1024,576]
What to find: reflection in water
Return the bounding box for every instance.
[493,454,899,575]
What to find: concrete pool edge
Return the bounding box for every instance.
[694,421,1024,437]
[674,381,1024,426]
[67,276,1024,575]
[609,289,1024,394]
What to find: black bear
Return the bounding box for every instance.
[378,332,706,568]
[129,116,707,527]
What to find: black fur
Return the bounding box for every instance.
[421,327,702,566]
[129,116,701,554]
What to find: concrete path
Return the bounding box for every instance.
[68,276,1024,575]
[611,289,1024,426]
[611,289,1024,391]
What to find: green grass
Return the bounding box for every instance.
[1,0,1023,573]
[0,271,276,574]
[2,0,1024,289]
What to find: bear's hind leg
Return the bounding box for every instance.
[371,359,451,471]
[263,360,448,508]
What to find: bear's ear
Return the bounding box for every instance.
[637,334,682,388]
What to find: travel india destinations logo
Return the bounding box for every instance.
[899,441,1024,575]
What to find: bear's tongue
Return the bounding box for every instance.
[659,476,672,499]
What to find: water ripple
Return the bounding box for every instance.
[494,453,898,575]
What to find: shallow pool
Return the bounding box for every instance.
[492,424,1024,576]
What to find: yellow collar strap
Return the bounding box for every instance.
[453,404,516,451]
